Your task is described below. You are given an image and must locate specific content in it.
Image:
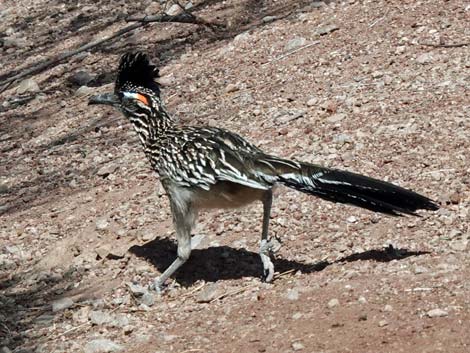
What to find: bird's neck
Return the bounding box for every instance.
[128,103,176,148]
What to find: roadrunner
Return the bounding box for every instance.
[89,52,438,291]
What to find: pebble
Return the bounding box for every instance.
[378,320,388,327]
[286,288,299,301]
[166,4,183,16]
[95,218,109,231]
[89,310,113,325]
[383,304,393,312]
[111,314,130,328]
[416,53,433,64]
[346,216,357,223]
[285,37,307,51]
[127,282,147,297]
[306,97,318,107]
[316,24,339,36]
[0,347,12,353]
[326,113,346,123]
[84,339,123,353]
[225,83,239,93]
[68,71,93,86]
[358,296,367,304]
[75,86,94,96]
[413,265,429,274]
[2,36,28,48]
[327,298,339,308]
[292,342,304,351]
[52,297,74,312]
[16,78,40,94]
[427,308,448,318]
[450,239,468,251]
[141,292,155,307]
[292,312,303,320]
[196,283,219,303]
[262,16,277,23]
[97,164,118,178]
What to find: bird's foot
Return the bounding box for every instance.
[150,277,166,294]
[260,238,278,283]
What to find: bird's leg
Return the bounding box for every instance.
[152,198,195,292]
[260,190,275,282]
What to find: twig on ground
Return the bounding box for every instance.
[210,283,256,303]
[262,41,320,66]
[274,269,296,279]
[417,42,469,48]
[182,282,205,299]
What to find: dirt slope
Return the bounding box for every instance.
[0,1,469,352]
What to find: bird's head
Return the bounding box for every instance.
[89,52,161,117]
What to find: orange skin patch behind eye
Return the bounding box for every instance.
[136,93,149,106]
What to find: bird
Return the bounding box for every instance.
[89,51,439,292]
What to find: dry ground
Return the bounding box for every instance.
[1,1,469,352]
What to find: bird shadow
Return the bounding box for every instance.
[129,238,429,286]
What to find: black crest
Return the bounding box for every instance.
[115,52,160,95]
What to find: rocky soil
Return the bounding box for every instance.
[1,0,469,352]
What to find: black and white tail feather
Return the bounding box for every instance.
[257,157,438,216]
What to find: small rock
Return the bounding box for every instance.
[378,320,388,327]
[326,113,346,123]
[0,347,12,353]
[262,16,277,23]
[327,298,339,308]
[0,184,8,194]
[346,216,357,223]
[166,4,183,16]
[225,84,239,93]
[95,218,109,230]
[89,310,113,325]
[52,297,74,312]
[127,282,147,297]
[145,1,161,15]
[383,304,393,312]
[286,288,299,301]
[292,312,303,320]
[316,24,339,36]
[75,86,94,96]
[358,313,368,321]
[84,339,123,353]
[2,36,28,48]
[306,97,318,107]
[292,342,304,351]
[16,79,40,94]
[68,71,93,86]
[427,308,448,318]
[449,192,461,204]
[414,265,429,274]
[416,53,433,64]
[358,296,367,304]
[110,314,130,328]
[311,1,326,8]
[449,239,468,252]
[196,283,219,303]
[185,2,193,10]
[140,292,155,307]
[285,37,307,51]
[97,164,118,178]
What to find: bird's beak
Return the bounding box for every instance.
[88,92,120,106]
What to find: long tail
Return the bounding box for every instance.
[257,156,439,216]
